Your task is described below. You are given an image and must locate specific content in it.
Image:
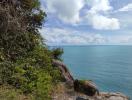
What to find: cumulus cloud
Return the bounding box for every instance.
[39,28,132,45]
[45,0,84,24]
[92,14,120,30]
[39,28,107,45]
[84,0,120,30]
[41,0,120,30]
[87,0,112,12]
[118,3,132,12]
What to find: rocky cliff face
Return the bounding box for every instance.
[52,59,74,85]
[52,60,129,100]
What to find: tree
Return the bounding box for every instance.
[0,0,46,61]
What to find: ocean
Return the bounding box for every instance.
[59,45,132,98]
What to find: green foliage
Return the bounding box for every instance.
[0,0,64,99]
[12,65,52,99]
[0,0,46,61]
[34,70,52,100]
[21,0,40,10]
[0,46,63,99]
[0,52,5,61]
[51,48,64,61]
[0,32,41,61]
[0,61,14,84]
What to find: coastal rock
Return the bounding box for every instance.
[52,83,129,100]
[74,80,99,96]
[98,92,130,100]
[75,92,129,100]
[52,59,74,85]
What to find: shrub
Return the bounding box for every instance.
[0,61,14,84]
[51,48,64,61]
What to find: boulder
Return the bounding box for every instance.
[74,80,99,96]
[52,59,74,85]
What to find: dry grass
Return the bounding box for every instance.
[0,85,33,100]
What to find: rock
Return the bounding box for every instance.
[52,82,129,100]
[52,59,74,85]
[98,92,130,100]
[76,97,88,100]
[75,92,129,100]
[74,80,99,96]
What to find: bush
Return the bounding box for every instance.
[0,61,14,84]
[0,45,63,100]
[11,65,53,99]
[34,70,52,100]
[51,48,63,61]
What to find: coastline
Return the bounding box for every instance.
[52,59,129,100]
[52,82,129,100]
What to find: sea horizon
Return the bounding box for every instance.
[48,44,132,47]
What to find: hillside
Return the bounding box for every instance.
[0,0,63,99]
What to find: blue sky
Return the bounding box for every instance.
[39,0,132,45]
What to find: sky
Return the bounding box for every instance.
[39,0,132,45]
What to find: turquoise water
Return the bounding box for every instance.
[61,45,132,98]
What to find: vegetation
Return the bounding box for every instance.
[51,48,64,61]
[0,0,63,100]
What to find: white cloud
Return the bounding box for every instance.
[39,28,107,45]
[45,0,84,24]
[118,3,132,12]
[92,14,120,30]
[39,28,132,45]
[87,0,112,12]
[84,0,120,30]
[108,35,132,44]
[41,0,120,30]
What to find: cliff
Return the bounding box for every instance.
[52,60,130,100]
